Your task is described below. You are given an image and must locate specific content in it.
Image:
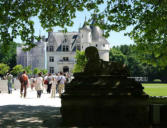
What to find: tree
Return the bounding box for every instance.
[0,42,17,68]
[1,1,167,67]
[0,63,9,76]
[96,1,167,67]
[0,0,103,51]
[33,68,40,76]
[11,64,23,76]
[73,50,87,73]
[110,45,149,77]
[40,69,48,75]
[109,47,127,64]
[24,66,32,76]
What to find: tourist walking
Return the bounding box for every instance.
[35,73,44,98]
[30,77,36,90]
[54,73,59,93]
[6,72,13,94]
[51,77,57,98]
[57,72,66,97]
[19,71,29,98]
[47,73,52,94]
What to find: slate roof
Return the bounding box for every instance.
[49,32,79,51]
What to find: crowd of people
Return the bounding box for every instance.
[5,71,71,98]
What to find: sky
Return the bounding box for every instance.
[16,6,135,48]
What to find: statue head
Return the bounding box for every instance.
[85,46,100,61]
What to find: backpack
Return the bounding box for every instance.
[57,77,62,85]
[22,74,28,85]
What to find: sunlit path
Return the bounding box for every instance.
[0,88,61,107]
[0,88,62,127]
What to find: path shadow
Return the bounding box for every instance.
[0,105,62,128]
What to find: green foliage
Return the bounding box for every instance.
[0,42,16,68]
[98,1,167,67]
[0,1,167,67]
[24,66,32,75]
[40,69,48,75]
[33,68,40,75]
[110,45,167,82]
[0,0,103,50]
[153,79,162,82]
[109,48,127,64]
[0,63,9,76]
[143,83,167,96]
[11,65,23,76]
[73,50,87,73]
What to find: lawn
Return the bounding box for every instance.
[142,83,167,96]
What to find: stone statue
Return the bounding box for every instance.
[84,46,130,76]
[61,46,149,127]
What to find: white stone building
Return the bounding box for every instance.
[17,23,110,73]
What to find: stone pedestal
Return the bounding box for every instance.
[61,75,150,128]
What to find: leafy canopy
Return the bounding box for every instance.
[24,66,32,75]
[0,63,9,76]
[40,69,48,75]
[73,50,87,73]
[0,42,16,68]
[33,68,40,75]
[1,0,167,66]
[11,64,23,76]
[0,0,103,51]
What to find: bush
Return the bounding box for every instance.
[153,79,162,82]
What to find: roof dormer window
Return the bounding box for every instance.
[62,45,69,52]
[47,46,54,52]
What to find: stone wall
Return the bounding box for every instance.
[0,79,21,93]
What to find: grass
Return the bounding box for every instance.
[142,83,167,96]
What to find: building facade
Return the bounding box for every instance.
[17,23,110,73]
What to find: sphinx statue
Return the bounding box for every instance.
[84,46,130,76]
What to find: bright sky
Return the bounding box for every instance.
[16,6,135,48]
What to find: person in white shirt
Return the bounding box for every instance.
[35,72,44,98]
[57,72,66,97]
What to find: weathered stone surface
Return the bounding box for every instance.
[61,46,149,127]
[61,95,149,127]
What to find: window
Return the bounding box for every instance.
[49,46,54,52]
[103,44,105,47]
[66,46,69,51]
[63,57,69,61]
[62,45,69,52]
[96,44,98,47]
[63,45,66,51]
[49,56,54,62]
[49,67,54,73]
